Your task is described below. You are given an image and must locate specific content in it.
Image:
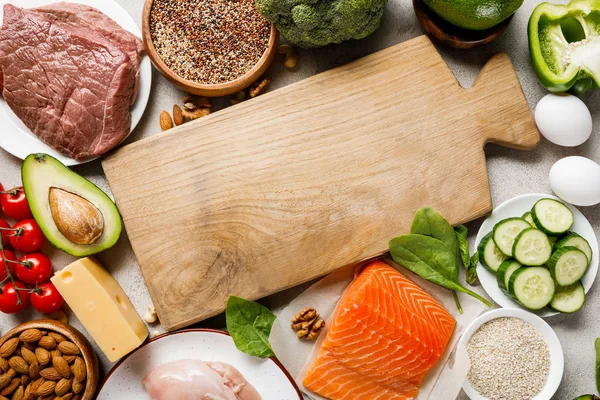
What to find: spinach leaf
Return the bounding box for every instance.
[411,208,459,258]
[594,338,600,393]
[454,225,471,269]
[226,296,276,358]
[467,252,479,285]
[389,234,492,307]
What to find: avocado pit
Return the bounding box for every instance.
[49,188,104,245]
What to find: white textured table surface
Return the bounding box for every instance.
[0,0,597,398]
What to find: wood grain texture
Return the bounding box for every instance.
[102,36,539,331]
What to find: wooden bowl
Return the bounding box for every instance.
[142,0,279,97]
[0,320,99,399]
[413,0,512,49]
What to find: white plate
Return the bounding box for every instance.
[97,329,303,399]
[0,0,151,166]
[459,308,564,400]
[476,193,599,317]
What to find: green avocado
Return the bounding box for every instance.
[423,0,524,31]
[22,153,122,257]
[573,396,600,400]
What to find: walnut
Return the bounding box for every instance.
[182,95,211,109]
[182,107,210,120]
[291,307,325,340]
[249,78,270,98]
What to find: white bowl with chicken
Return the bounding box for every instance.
[97,329,303,400]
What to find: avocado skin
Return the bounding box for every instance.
[423,0,524,30]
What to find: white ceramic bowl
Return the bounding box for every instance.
[476,193,599,317]
[97,329,302,399]
[459,308,564,400]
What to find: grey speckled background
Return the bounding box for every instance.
[0,0,596,398]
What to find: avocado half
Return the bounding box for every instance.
[22,154,122,257]
[423,0,524,31]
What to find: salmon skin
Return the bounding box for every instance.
[303,260,456,400]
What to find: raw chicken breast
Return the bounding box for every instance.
[143,359,262,400]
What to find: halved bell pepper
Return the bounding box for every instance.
[529,0,600,95]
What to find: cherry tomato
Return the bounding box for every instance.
[0,219,10,248]
[0,281,30,314]
[1,187,32,220]
[15,253,52,285]
[9,219,46,253]
[30,282,63,314]
[0,249,17,281]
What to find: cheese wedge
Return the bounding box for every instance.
[51,257,148,362]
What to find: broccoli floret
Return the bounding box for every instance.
[256,0,388,48]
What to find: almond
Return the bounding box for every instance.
[50,350,61,359]
[61,394,74,400]
[72,358,85,382]
[56,343,79,357]
[47,333,66,344]
[52,357,70,379]
[0,339,18,358]
[0,372,11,390]
[0,358,8,373]
[37,337,56,351]
[20,374,29,387]
[0,378,19,395]
[173,104,184,126]
[28,377,45,394]
[35,348,51,367]
[19,330,42,343]
[54,378,71,396]
[160,110,173,131]
[73,395,81,400]
[23,383,31,400]
[71,378,84,394]
[35,380,56,397]
[11,385,23,400]
[29,362,41,380]
[39,368,61,382]
[20,348,36,366]
[0,395,7,400]
[9,357,29,375]
[63,355,76,364]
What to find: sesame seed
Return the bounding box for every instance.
[149,0,271,84]
[467,317,550,400]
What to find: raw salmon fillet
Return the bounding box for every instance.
[303,260,456,400]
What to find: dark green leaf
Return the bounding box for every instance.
[389,234,492,307]
[226,296,276,358]
[467,252,479,285]
[454,224,468,239]
[455,229,471,268]
[411,208,459,258]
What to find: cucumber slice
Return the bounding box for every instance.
[496,259,521,292]
[508,267,555,310]
[478,232,508,272]
[492,218,531,256]
[512,228,552,266]
[549,281,585,313]
[522,212,536,227]
[555,232,592,267]
[531,198,574,236]
[548,246,589,286]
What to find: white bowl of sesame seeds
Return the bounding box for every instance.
[459,308,563,400]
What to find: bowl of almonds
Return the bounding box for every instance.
[0,320,99,400]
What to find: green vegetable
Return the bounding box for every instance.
[225,296,276,358]
[529,0,600,95]
[410,208,464,312]
[255,0,387,48]
[573,396,600,400]
[423,0,524,30]
[596,338,600,394]
[389,234,492,307]
[467,252,479,285]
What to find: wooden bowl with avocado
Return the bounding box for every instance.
[413,0,521,49]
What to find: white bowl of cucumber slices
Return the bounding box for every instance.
[476,193,598,317]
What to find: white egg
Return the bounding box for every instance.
[550,156,600,206]
[535,94,592,147]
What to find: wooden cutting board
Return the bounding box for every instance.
[103,36,539,331]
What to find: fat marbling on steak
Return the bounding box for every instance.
[0,4,142,161]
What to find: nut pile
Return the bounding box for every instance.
[0,329,87,400]
[291,307,325,340]
[160,95,212,131]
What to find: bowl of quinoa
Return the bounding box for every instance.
[142,0,278,96]
[459,308,564,400]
